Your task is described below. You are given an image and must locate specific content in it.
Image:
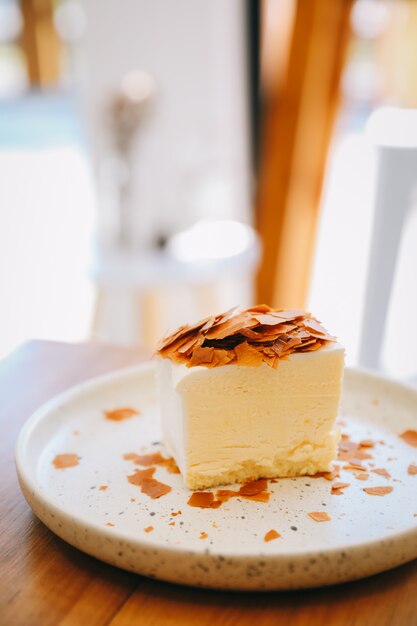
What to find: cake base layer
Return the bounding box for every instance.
[185,436,339,490]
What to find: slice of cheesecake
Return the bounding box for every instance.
[156,305,344,490]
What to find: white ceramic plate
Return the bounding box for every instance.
[15,363,417,590]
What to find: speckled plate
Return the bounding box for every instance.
[15,363,417,590]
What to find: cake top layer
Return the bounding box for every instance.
[156,304,337,369]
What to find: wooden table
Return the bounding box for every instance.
[1,341,416,626]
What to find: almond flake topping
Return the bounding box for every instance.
[156,305,336,369]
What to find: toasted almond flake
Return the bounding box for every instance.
[264,529,281,542]
[127,468,171,499]
[338,445,373,461]
[140,478,171,499]
[339,440,359,454]
[234,341,264,366]
[215,489,239,503]
[242,491,270,503]
[156,307,336,369]
[354,450,373,460]
[200,532,208,539]
[355,472,369,481]
[400,430,417,447]
[124,451,181,474]
[359,439,375,448]
[52,454,79,469]
[331,482,350,491]
[127,468,155,486]
[104,522,115,527]
[159,457,181,474]
[187,492,221,508]
[239,478,268,496]
[144,526,154,533]
[343,463,366,472]
[104,407,140,421]
[323,465,340,481]
[408,464,417,475]
[337,451,352,461]
[308,511,331,522]
[363,486,393,496]
[123,452,140,461]
[372,468,391,479]
[169,521,175,526]
[132,452,165,466]
[99,485,108,491]
[247,304,272,313]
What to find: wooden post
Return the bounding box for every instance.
[20,0,60,86]
[257,0,353,308]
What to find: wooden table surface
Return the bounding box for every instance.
[1,340,416,626]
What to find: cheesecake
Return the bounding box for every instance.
[156,305,344,490]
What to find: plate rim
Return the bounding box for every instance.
[14,362,417,568]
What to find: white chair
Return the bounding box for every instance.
[91,220,261,347]
[359,107,417,370]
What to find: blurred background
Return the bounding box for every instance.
[0,0,416,379]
